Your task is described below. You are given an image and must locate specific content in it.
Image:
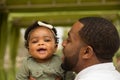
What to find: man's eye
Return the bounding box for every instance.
[67,38,70,42]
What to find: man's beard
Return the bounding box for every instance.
[61,53,79,71]
[61,58,74,71]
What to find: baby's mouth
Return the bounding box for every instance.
[37,48,47,54]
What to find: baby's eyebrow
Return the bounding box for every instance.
[43,36,52,38]
[30,37,38,40]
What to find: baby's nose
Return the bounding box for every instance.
[38,41,44,45]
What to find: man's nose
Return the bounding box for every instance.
[62,40,66,47]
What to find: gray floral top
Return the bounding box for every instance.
[16,55,64,80]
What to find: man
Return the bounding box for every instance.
[61,17,120,80]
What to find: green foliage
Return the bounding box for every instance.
[7,25,20,80]
[0,12,8,80]
[9,26,20,65]
[7,0,52,5]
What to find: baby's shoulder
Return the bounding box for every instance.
[52,54,62,61]
[22,56,35,64]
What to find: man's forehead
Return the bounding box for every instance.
[70,21,84,34]
[68,28,79,40]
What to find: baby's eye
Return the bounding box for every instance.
[44,39,51,42]
[31,40,38,43]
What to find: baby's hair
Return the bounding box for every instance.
[24,21,59,48]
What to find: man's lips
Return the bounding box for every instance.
[62,56,65,62]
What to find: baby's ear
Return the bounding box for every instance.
[55,44,58,48]
[54,44,58,53]
[25,41,29,49]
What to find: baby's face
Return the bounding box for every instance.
[28,27,57,62]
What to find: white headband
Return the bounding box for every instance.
[37,21,56,37]
[38,21,53,29]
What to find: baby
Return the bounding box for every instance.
[16,21,64,80]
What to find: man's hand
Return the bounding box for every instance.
[55,76,62,80]
[29,76,36,80]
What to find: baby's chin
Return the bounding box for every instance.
[35,55,53,62]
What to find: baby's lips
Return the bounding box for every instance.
[37,47,46,51]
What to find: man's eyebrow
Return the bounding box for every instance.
[68,32,71,38]
[68,32,70,36]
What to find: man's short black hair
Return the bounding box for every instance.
[78,17,120,62]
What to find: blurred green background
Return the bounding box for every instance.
[0,0,120,80]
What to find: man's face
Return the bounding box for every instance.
[61,21,85,71]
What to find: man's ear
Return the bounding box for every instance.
[82,46,94,59]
